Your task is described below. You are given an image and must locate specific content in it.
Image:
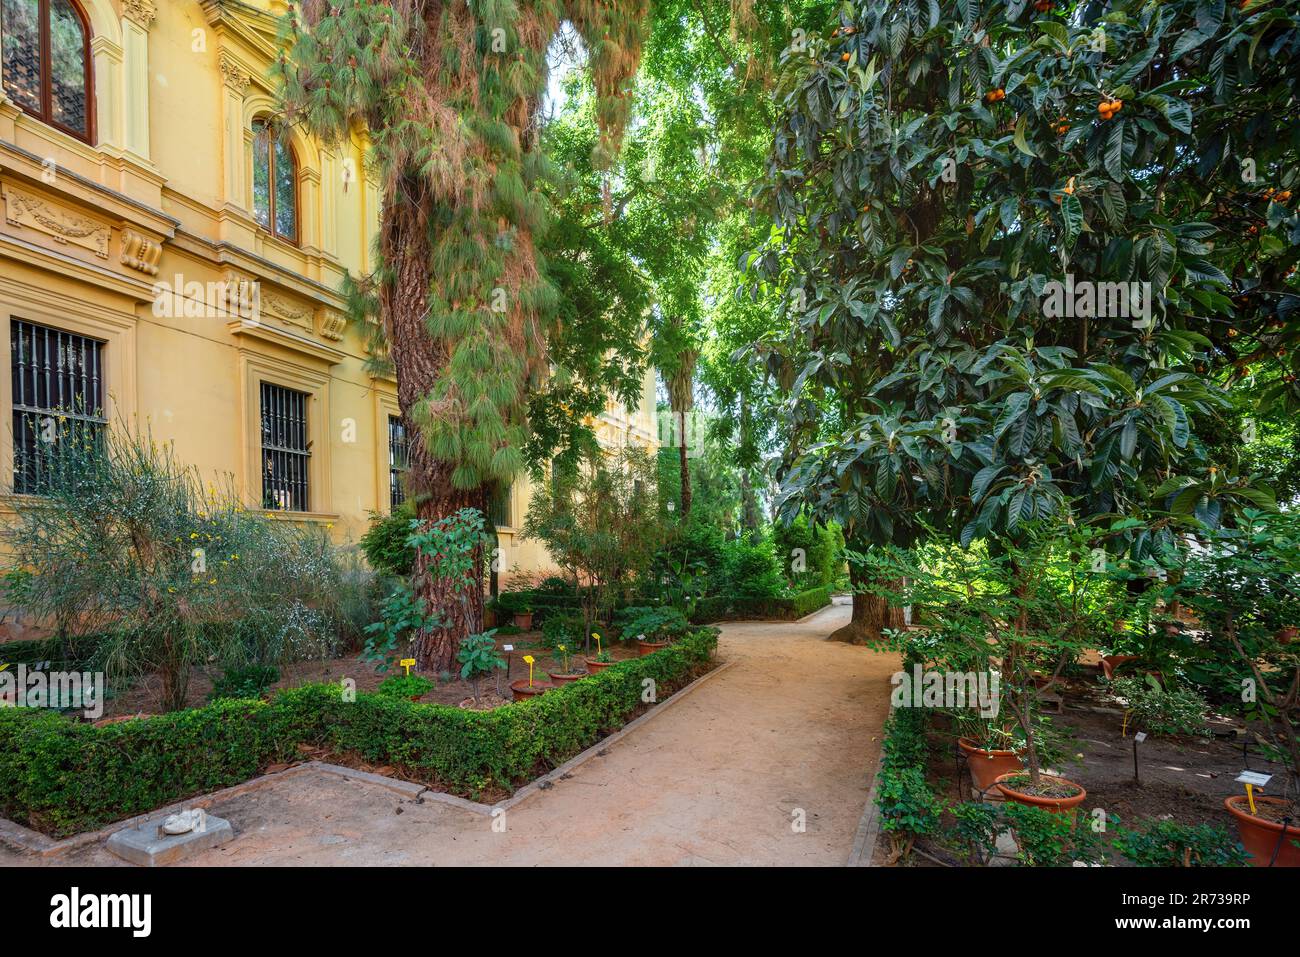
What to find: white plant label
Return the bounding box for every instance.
[1236,771,1272,787]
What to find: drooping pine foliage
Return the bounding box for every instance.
[274,0,648,491]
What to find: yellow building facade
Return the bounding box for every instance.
[0,0,657,582]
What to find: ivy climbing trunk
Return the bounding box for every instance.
[411,472,488,673]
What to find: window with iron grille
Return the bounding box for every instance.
[260,382,310,511]
[9,318,105,494]
[388,414,408,509]
[488,483,512,528]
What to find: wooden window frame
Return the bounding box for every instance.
[0,0,95,144]
[252,118,300,246]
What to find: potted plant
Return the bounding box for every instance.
[549,643,586,685]
[586,648,614,673]
[377,673,434,703]
[615,606,687,656]
[1160,514,1300,865]
[867,526,1099,816]
[513,600,535,631]
[510,654,553,701]
[955,720,1025,793]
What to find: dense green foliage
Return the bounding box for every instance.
[0,429,367,711]
[0,628,718,838]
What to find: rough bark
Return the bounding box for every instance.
[380,176,487,674]
[832,564,904,639]
[828,550,904,644]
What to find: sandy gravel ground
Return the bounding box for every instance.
[4,603,898,867]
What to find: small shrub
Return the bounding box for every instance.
[208,665,280,702]
[540,612,583,650]
[358,503,417,578]
[1110,676,1209,737]
[376,674,435,699]
[1113,819,1249,867]
[1001,802,1106,867]
[722,532,786,599]
[457,631,506,701]
[614,605,689,642]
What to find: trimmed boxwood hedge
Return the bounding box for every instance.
[0,627,718,839]
[692,584,834,624]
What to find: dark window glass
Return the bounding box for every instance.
[260,382,310,511]
[10,318,105,494]
[252,119,298,243]
[1,0,92,141]
[488,483,512,528]
[388,414,407,509]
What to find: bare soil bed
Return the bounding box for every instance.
[96,632,644,719]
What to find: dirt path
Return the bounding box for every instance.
[9,603,898,867]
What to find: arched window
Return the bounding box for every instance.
[0,0,93,143]
[252,118,298,244]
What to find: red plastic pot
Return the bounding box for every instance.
[1224,795,1300,867]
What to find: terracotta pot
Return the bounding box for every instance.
[513,612,534,630]
[994,772,1087,816]
[1275,626,1298,646]
[549,672,585,686]
[483,609,498,629]
[637,639,669,657]
[1100,654,1140,681]
[510,679,553,702]
[586,659,614,674]
[958,737,1024,792]
[1224,795,1300,867]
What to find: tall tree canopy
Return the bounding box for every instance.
[749,0,1299,636]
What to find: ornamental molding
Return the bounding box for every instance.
[262,291,314,332]
[120,229,162,275]
[219,53,252,94]
[121,0,157,28]
[2,184,110,259]
[319,310,347,341]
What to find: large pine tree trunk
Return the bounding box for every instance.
[381,178,486,675]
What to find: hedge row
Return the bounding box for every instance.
[0,627,719,838]
[693,584,834,624]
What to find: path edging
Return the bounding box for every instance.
[847,691,896,867]
[0,657,735,857]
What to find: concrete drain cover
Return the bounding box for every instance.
[106,812,234,866]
